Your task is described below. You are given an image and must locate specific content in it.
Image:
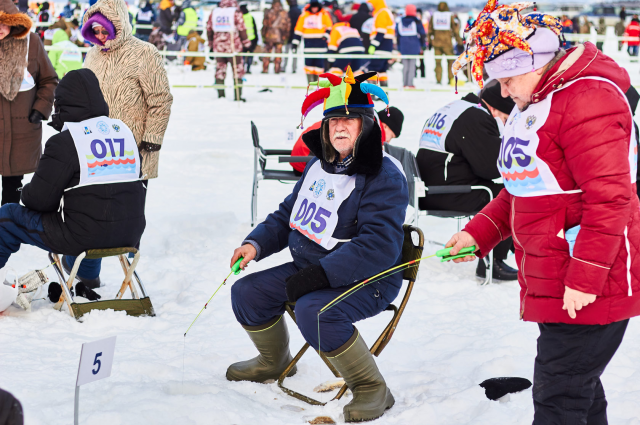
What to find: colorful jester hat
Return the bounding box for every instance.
[451,0,562,90]
[299,66,390,128]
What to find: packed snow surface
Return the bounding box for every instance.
[2,51,640,424]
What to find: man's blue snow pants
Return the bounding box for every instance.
[0,204,51,268]
[231,262,390,352]
[0,204,100,279]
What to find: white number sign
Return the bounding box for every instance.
[76,336,117,387]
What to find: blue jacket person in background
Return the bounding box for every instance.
[227,70,408,423]
[396,4,426,88]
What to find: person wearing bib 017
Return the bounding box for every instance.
[0,69,146,304]
[226,70,407,423]
[446,5,640,422]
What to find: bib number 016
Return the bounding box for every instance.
[293,199,331,233]
[425,113,447,130]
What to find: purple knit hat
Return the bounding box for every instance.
[81,12,116,46]
[485,28,561,80]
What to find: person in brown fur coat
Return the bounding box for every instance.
[0,0,58,204]
[81,0,173,181]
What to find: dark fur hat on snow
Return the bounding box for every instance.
[479,377,532,400]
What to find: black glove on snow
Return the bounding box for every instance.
[285,264,331,303]
[28,110,45,124]
[140,141,162,152]
[75,283,102,301]
[48,282,74,302]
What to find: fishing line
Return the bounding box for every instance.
[184,257,244,337]
[316,257,432,358]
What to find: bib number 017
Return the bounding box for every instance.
[293,198,331,233]
[91,138,126,159]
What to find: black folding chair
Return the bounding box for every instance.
[417,184,494,285]
[250,121,313,226]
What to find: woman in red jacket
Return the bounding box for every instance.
[624,15,640,57]
[449,3,639,423]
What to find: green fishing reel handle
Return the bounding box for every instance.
[231,257,244,275]
[436,245,477,262]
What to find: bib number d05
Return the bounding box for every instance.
[292,198,331,234]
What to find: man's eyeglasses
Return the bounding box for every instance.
[93,29,109,36]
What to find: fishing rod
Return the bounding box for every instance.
[319,245,476,314]
[182,245,476,337]
[316,246,476,351]
[184,257,245,337]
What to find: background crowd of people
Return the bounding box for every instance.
[18,0,640,92]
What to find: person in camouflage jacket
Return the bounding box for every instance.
[261,0,290,73]
[207,0,250,100]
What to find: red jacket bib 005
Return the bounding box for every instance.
[465,42,640,325]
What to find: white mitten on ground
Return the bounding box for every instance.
[14,270,49,310]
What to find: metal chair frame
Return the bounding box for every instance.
[413,180,494,285]
[48,248,154,320]
[250,121,313,226]
[277,225,425,406]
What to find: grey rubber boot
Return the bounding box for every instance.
[325,329,395,422]
[226,316,296,382]
[215,78,225,98]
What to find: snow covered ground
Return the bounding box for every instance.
[2,51,640,425]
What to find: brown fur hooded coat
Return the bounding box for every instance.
[83,0,173,179]
[0,0,57,176]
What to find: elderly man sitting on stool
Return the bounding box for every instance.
[227,70,408,423]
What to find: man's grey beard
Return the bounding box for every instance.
[331,131,353,153]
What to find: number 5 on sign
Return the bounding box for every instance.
[75,336,116,424]
[76,336,116,386]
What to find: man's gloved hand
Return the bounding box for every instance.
[285,264,331,303]
[140,141,162,152]
[368,45,376,55]
[28,110,45,124]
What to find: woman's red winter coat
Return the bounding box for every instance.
[624,20,640,46]
[465,42,640,325]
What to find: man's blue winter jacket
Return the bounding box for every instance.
[246,156,409,306]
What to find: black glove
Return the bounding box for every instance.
[140,141,162,152]
[75,282,102,301]
[28,110,45,124]
[48,282,74,302]
[285,264,331,303]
